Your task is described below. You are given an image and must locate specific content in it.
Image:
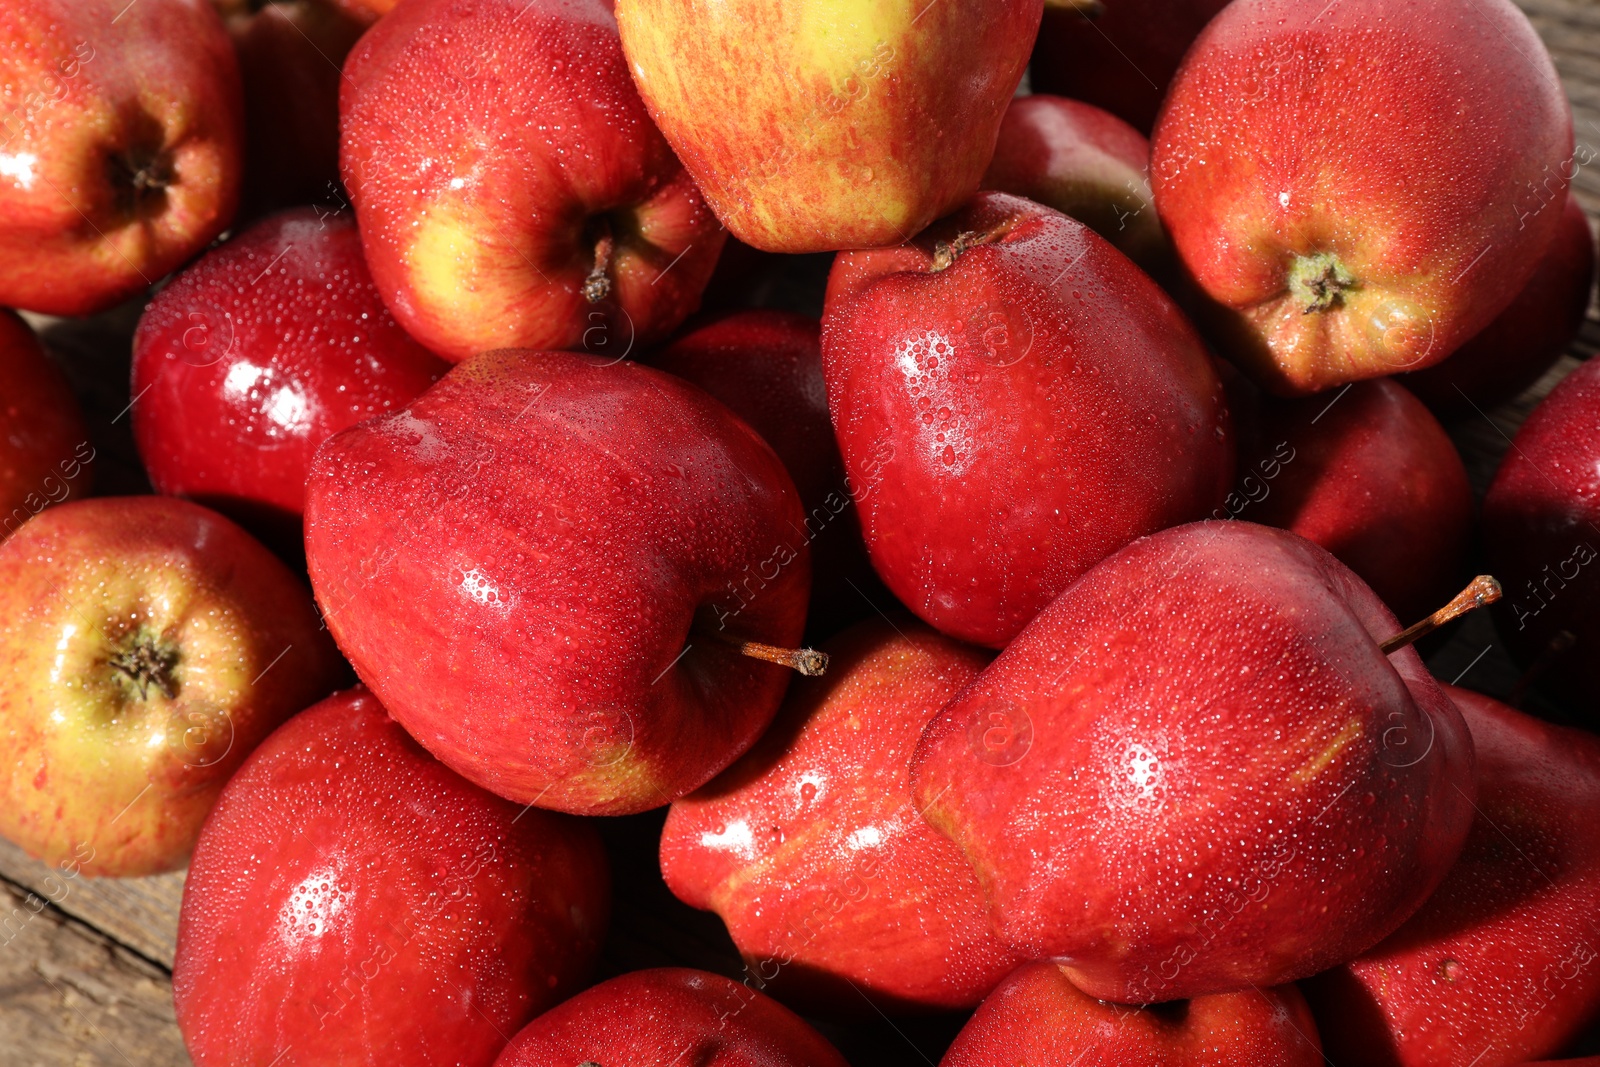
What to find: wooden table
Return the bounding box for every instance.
[4,1,1599,1061]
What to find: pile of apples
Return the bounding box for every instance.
[2,0,1599,1063]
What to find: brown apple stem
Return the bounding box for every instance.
[696,629,829,676]
[1379,576,1502,654]
[1508,629,1577,707]
[931,228,1001,272]
[583,221,615,304]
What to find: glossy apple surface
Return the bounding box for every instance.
[615,0,1041,253]
[1152,0,1573,395]
[490,968,849,1067]
[1483,356,1600,705]
[943,960,1323,1066]
[1241,378,1472,624]
[1305,686,1600,1067]
[174,686,609,1067]
[304,349,810,815]
[341,0,724,363]
[0,310,92,537]
[0,497,343,877]
[911,521,1477,1003]
[0,0,243,316]
[131,208,448,553]
[661,616,1021,1016]
[823,192,1231,648]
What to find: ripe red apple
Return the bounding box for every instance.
[1304,686,1600,1067]
[1239,378,1473,625]
[1484,356,1600,710]
[174,686,609,1067]
[0,0,244,316]
[614,0,1042,253]
[1403,195,1596,420]
[1030,0,1230,134]
[131,208,449,555]
[822,192,1232,649]
[0,497,343,877]
[1152,0,1574,395]
[0,310,92,536]
[490,968,849,1067]
[304,349,812,816]
[911,521,1477,1003]
[340,0,725,363]
[660,616,1022,1016]
[647,310,878,634]
[943,960,1323,1066]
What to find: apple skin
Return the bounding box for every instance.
[340,0,725,363]
[911,520,1477,1003]
[822,192,1232,649]
[131,208,449,555]
[173,686,609,1067]
[614,0,1042,254]
[0,310,92,536]
[660,616,1023,1017]
[1240,378,1472,625]
[1030,0,1230,135]
[304,348,811,816]
[943,960,1323,1066]
[490,968,850,1067]
[1482,356,1600,706]
[1403,195,1596,420]
[0,0,244,316]
[1304,686,1600,1067]
[0,496,343,877]
[1151,0,1574,396]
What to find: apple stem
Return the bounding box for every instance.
[930,229,991,272]
[696,629,829,676]
[1379,575,1502,654]
[583,221,615,304]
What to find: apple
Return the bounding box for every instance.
[660,615,1023,1016]
[1152,0,1574,395]
[943,960,1323,1066]
[0,496,343,877]
[1238,378,1473,625]
[0,310,92,537]
[131,207,449,557]
[1304,686,1600,1067]
[174,686,609,1067]
[340,0,725,363]
[1030,0,1230,134]
[911,520,1478,1003]
[304,348,816,816]
[614,0,1042,253]
[822,192,1232,649]
[1483,356,1600,711]
[1402,195,1596,420]
[0,0,244,316]
[489,968,849,1067]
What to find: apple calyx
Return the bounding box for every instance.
[108,629,181,701]
[109,146,175,219]
[583,217,616,304]
[1380,574,1502,654]
[1289,252,1358,315]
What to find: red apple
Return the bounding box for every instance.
[822,192,1232,649]
[1239,378,1473,625]
[615,0,1042,253]
[174,686,609,1067]
[1304,686,1600,1067]
[131,207,449,555]
[0,0,244,316]
[1152,0,1574,395]
[0,497,343,877]
[304,349,813,815]
[340,0,725,363]
[490,968,849,1067]
[660,616,1022,1016]
[1030,0,1230,134]
[911,521,1477,1003]
[943,960,1323,1066]
[0,309,92,537]
[1402,195,1596,420]
[1483,356,1600,706]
